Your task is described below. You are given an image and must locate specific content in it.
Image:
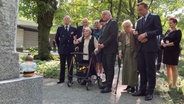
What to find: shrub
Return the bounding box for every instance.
[49,53,60,61]
[19,53,28,63]
[35,60,60,78]
[28,47,38,56]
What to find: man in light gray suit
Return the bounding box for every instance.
[98,10,118,93]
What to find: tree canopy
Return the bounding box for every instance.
[19,0,184,59]
[19,0,58,60]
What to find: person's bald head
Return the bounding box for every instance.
[63,15,71,25]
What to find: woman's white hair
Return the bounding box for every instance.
[122,20,133,27]
[84,27,92,34]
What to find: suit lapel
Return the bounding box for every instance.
[144,13,151,27]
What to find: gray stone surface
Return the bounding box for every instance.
[0,52,19,80]
[0,75,43,104]
[43,65,169,104]
[0,1,43,104]
[0,0,19,80]
[43,79,167,104]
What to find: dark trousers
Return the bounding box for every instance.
[102,53,116,88]
[155,49,163,71]
[59,54,73,82]
[137,50,157,94]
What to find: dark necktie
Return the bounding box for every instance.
[65,25,68,31]
[142,16,146,26]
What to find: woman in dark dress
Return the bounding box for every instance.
[161,18,182,89]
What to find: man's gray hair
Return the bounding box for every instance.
[82,18,88,22]
[64,15,71,21]
[94,20,99,23]
[102,10,112,18]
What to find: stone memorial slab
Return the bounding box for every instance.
[0,0,19,80]
[0,76,43,104]
[0,0,43,104]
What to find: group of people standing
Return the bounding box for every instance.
[55,2,182,101]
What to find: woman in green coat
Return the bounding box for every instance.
[118,20,138,93]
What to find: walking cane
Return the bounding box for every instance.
[115,57,121,94]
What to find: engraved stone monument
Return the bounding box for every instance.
[0,0,43,104]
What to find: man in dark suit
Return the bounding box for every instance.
[98,10,118,93]
[76,18,89,38]
[132,2,162,101]
[55,15,77,84]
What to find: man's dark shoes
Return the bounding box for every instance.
[99,82,107,89]
[57,81,64,84]
[124,85,131,91]
[128,87,135,93]
[145,94,153,101]
[101,87,111,93]
[132,91,145,96]
[99,85,106,89]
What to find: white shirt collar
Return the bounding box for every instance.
[64,25,70,30]
[143,12,150,21]
[106,19,111,24]
[65,25,70,27]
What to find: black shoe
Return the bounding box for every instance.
[132,91,145,96]
[101,87,111,93]
[99,85,106,89]
[128,87,135,93]
[57,81,64,84]
[102,81,107,85]
[124,86,131,91]
[145,94,153,101]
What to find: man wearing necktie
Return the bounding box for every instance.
[65,25,68,31]
[132,2,162,101]
[55,15,77,84]
[98,10,118,93]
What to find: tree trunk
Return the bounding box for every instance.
[37,19,51,60]
[116,0,122,23]
[108,0,113,17]
[36,0,57,60]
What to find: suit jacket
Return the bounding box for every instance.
[76,26,83,38]
[98,19,119,54]
[135,13,162,52]
[55,26,77,55]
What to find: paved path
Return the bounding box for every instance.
[43,66,168,104]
